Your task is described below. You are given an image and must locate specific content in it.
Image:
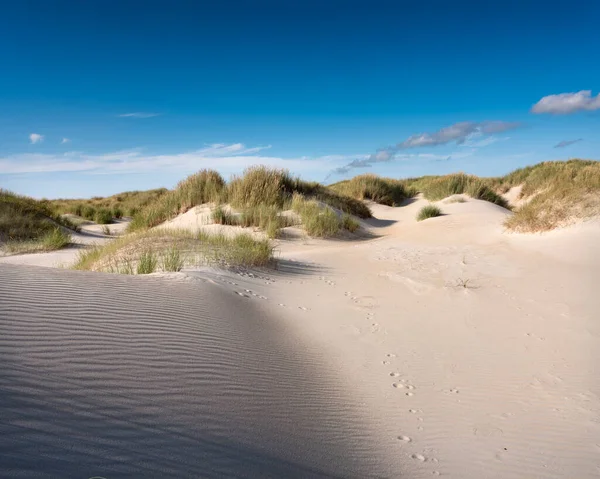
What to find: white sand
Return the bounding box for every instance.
[1,197,599,477]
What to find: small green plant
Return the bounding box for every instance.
[94,208,113,224]
[137,249,158,274]
[341,214,360,232]
[416,204,442,221]
[160,246,184,272]
[40,227,71,250]
[212,206,236,225]
[112,207,123,219]
[102,225,111,235]
[82,205,96,220]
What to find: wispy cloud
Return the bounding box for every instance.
[326,120,520,178]
[118,112,161,118]
[0,143,342,176]
[554,138,583,148]
[532,90,600,114]
[61,138,71,144]
[29,133,44,144]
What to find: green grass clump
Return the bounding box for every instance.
[329,174,416,206]
[160,246,184,272]
[416,205,442,221]
[129,169,226,231]
[94,208,113,224]
[341,214,360,232]
[137,249,158,274]
[212,205,236,225]
[418,173,508,207]
[82,205,97,221]
[40,227,71,249]
[112,207,123,219]
[291,195,338,237]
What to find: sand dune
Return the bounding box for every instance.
[1,194,599,478]
[0,263,402,478]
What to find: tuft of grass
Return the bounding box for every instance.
[416,204,442,221]
[102,225,111,235]
[95,208,113,224]
[445,196,467,204]
[341,213,360,233]
[41,228,71,249]
[160,246,184,272]
[112,207,123,219]
[329,174,417,206]
[137,249,158,274]
[212,205,237,225]
[292,194,340,237]
[82,205,97,221]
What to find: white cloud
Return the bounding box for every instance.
[0,143,345,176]
[118,112,161,118]
[531,90,600,114]
[29,133,44,144]
[61,138,71,144]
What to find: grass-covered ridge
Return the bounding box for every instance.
[329,174,417,206]
[1,189,77,253]
[48,187,168,220]
[128,166,371,237]
[73,228,274,274]
[497,160,600,232]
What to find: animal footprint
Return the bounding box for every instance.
[386,353,396,358]
[397,435,412,443]
[390,372,401,377]
[411,453,426,462]
[298,306,308,311]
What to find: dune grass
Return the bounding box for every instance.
[414,173,508,207]
[129,170,226,231]
[1,189,77,253]
[329,174,417,206]
[416,204,442,221]
[499,160,600,232]
[228,166,372,218]
[73,228,274,274]
[291,194,360,237]
[48,188,169,218]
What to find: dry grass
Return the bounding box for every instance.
[500,160,600,232]
[329,174,417,206]
[73,228,274,273]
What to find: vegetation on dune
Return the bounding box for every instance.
[1,189,76,253]
[228,166,371,218]
[329,174,417,206]
[499,160,600,232]
[415,173,508,208]
[73,228,274,274]
[48,188,168,219]
[130,166,369,238]
[129,170,226,231]
[416,204,443,222]
[291,194,361,237]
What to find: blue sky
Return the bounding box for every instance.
[1,0,599,198]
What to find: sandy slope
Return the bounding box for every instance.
[187,197,600,478]
[1,197,599,477]
[0,264,399,478]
